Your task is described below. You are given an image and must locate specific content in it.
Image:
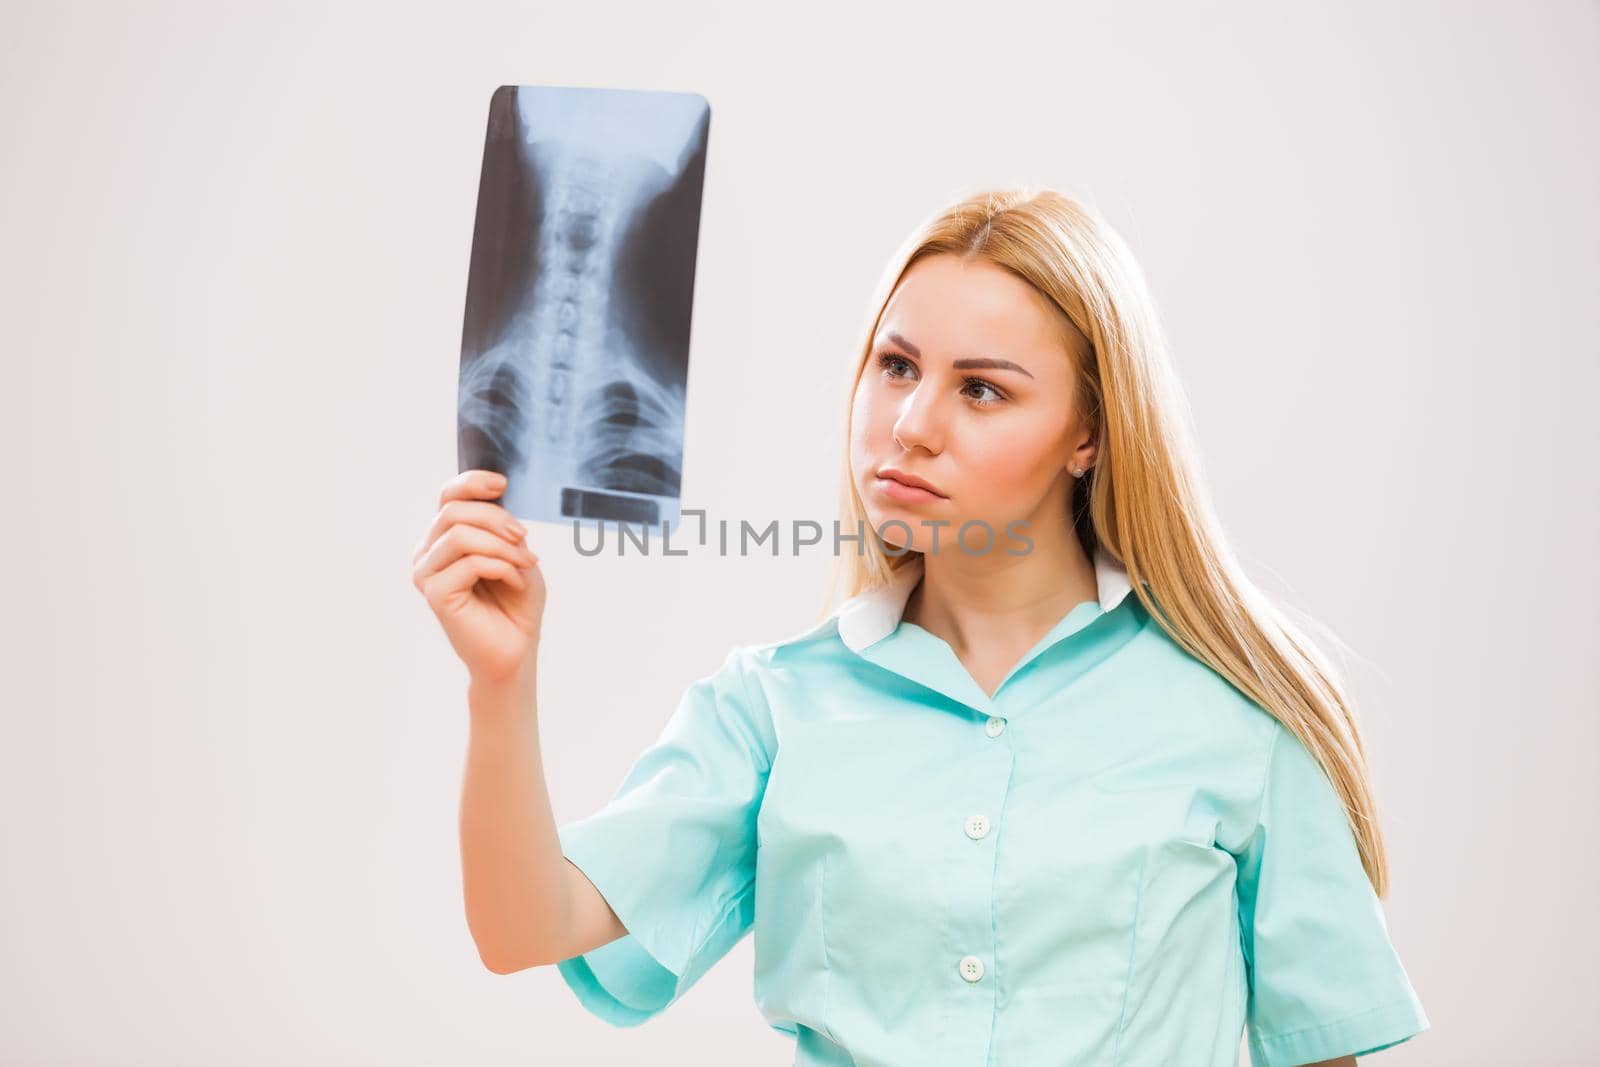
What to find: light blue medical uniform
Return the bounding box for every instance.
[554,546,1430,1066]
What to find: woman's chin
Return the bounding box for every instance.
[861,515,937,556]
[864,509,1024,559]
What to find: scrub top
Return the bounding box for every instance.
[554,547,1430,1066]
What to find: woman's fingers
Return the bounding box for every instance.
[441,468,507,507]
[412,520,539,591]
[413,471,530,568]
[420,550,527,608]
[412,470,548,682]
[412,498,530,568]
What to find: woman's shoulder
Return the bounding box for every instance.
[1125,614,1284,750]
[734,613,848,672]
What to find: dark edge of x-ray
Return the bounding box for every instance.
[456,85,710,539]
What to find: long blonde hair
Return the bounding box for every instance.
[822,185,1395,897]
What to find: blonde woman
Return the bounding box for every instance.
[413,187,1429,1067]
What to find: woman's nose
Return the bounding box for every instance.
[891,386,943,454]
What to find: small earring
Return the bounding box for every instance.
[1071,466,1085,478]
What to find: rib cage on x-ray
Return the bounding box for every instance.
[457,86,709,533]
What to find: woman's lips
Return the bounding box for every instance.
[873,475,946,504]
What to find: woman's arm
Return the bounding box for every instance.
[1299,1056,1356,1066]
[410,469,627,973]
[460,666,625,973]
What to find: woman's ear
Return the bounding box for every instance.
[1069,435,1098,477]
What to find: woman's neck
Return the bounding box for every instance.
[903,533,1099,660]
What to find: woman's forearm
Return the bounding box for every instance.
[459,664,568,973]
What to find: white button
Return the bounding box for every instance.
[965,814,990,840]
[959,955,985,982]
[985,716,1006,737]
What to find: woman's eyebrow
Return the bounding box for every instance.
[878,330,1036,379]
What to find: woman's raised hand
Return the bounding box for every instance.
[411,469,546,685]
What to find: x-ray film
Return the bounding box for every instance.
[457,85,710,537]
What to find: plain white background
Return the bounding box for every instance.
[3,1,1596,1063]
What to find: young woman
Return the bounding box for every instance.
[413,187,1430,1067]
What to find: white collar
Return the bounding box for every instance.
[784,545,1137,654]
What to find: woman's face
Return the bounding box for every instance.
[849,253,1094,558]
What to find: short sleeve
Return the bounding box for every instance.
[553,646,773,1027]
[1234,723,1430,1066]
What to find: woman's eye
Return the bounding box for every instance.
[963,379,1006,406]
[877,352,914,378]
